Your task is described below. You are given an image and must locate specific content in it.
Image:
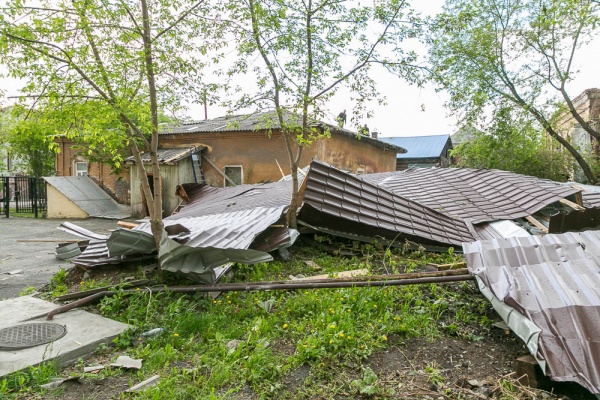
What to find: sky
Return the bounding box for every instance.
[1,0,598,138]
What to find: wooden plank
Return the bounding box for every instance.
[291,268,369,281]
[17,239,80,243]
[275,159,285,179]
[559,198,584,210]
[526,216,548,233]
[202,154,237,186]
[117,221,140,229]
[426,261,466,271]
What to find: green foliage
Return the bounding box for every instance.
[428,0,600,183]
[452,108,571,181]
[48,267,68,297]
[0,106,57,177]
[351,367,383,397]
[0,361,60,398]
[18,286,36,296]
[0,0,225,237]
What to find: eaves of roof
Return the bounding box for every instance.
[124,146,204,165]
[160,111,406,153]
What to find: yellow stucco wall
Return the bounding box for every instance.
[46,184,89,219]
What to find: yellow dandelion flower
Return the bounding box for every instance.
[382,335,388,341]
[173,333,179,337]
[339,333,344,338]
[328,324,335,329]
[283,323,289,329]
[329,339,333,344]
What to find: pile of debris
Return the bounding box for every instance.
[57,160,600,282]
[52,160,600,395]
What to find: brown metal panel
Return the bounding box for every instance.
[463,231,600,394]
[360,167,579,224]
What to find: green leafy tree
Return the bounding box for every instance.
[452,107,571,181]
[428,0,600,183]
[2,106,58,177]
[1,0,218,263]
[225,0,424,228]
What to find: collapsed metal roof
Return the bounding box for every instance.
[58,161,596,281]
[359,168,579,224]
[463,231,600,394]
[44,176,130,220]
[299,160,476,247]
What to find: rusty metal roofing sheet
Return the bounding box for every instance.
[463,231,600,394]
[359,168,579,224]
[44,176,130,219]
[300,160,476,247]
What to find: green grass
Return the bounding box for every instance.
[0,240,492,399]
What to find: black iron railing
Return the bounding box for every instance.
[1,176,47,218]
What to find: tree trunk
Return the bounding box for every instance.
[544,124,597,183]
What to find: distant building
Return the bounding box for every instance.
[378,134,453,170]
[556,89,600,152]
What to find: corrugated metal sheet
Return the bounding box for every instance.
[301,160,476,247]
[359,168,579,224]
[463,232,600,394]
[173,181,293,218]
[124,147,204,165]
[105,207,288,280]
[160,111,406,153]
[378,135,450,159]
[45,176,130,219]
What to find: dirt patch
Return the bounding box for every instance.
[45,376,131,400]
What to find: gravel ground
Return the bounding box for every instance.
[0,217,122,299]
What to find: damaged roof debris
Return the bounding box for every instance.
[464,232,600,394]
[55,161,600,393]
[59,161,600,276]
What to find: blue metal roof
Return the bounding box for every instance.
[379,135,451,159]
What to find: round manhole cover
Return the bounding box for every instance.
[0,323,67,350]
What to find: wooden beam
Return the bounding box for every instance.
[526,216,548,233]
[427,261,467,271]
[275,159,285,179]
[201,154,237,186]
[559,198,584,211]
[117,221,140,229]
[17,239,80,243]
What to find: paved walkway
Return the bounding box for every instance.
[0,217,120,299]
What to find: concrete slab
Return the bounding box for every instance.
[0,297,128,377]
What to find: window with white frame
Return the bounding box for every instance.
[224,165,242,187]
[75,161,88,176]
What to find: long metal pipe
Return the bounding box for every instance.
[41,273,473,320]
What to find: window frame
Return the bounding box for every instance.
[223,165,243,187]
[74,161,88,176]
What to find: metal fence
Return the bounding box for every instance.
[1,176,47,218]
